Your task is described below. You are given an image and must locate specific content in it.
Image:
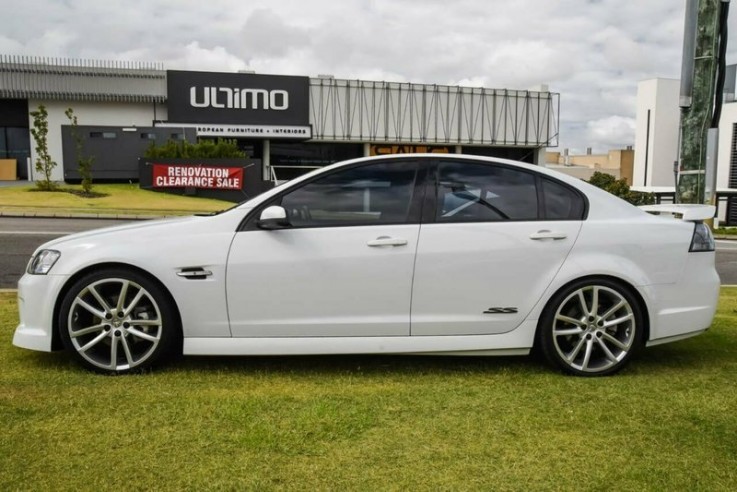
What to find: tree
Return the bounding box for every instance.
[64,108,95,195]
[29,105,57,191]
[588,171,655,206]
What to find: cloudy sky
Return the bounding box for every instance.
[1,0,735,153]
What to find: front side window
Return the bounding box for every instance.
[279,161,418,227]
[436,162,538,222]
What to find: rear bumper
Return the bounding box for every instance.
[12,273,69,352]
[642,252,719,343]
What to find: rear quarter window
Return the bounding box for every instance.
[541,178,586,220]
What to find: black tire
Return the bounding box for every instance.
[536,278,644,377]
[59,268,181,374]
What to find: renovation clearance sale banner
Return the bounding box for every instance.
[152,164,244,190]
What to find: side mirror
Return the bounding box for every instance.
[257,205,290,230]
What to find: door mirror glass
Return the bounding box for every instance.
[257,205,290,230]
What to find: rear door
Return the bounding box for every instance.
[410,159,585,336]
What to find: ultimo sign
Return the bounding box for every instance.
[167,70,309,126]
[189,87,289,110]
[152,164,244,190]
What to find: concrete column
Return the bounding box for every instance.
[533,146,547,166]
[363,142,371,157]
[263,139,270,182]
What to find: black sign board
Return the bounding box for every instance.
[167,70,309,126]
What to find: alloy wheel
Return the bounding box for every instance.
[67,278,163,371]
[551,285,636,374]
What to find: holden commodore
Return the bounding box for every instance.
[13,154,719,376]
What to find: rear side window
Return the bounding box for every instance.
[541,178,586,220]
[436,162,538,222]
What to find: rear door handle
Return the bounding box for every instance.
[367,236,408,247]
[529,230,567,241]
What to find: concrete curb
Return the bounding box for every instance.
[0,289,18,293]
[0,211,168,220]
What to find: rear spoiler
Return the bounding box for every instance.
[639,204,715,222]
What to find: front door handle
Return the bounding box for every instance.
[529,230,567,241]
[367,236,408,247]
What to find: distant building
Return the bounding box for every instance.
[545,147,634,185]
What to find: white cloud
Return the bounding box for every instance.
[0,35,24,54]
[0,0,724,154]
[586,115,636,150]
[169,42,249,72]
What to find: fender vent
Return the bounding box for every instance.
[176,267,212,280]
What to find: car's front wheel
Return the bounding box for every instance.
[537,279,644,376]
[59,268,180,374]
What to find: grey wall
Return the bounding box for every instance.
[61,125,196,181]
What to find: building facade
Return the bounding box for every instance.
[545,148,634,184]
[634,76,737,223]
[0,55,559,189]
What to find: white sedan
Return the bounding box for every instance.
[13,154,719,376]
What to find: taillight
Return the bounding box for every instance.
[689,222,715,252]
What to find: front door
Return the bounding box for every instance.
[226,159,423,337]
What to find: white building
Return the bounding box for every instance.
[634,76,737,224]
[633,78,680,188]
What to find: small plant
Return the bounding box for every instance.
[65,108,95,195]
[588,171,654,206]
[29,105,58,191]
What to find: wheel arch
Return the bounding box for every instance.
[534,274,650,346]
[51,262,183,351]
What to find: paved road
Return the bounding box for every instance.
[2,217,737,288]
[0,217,133,288]
[715,239,737,284]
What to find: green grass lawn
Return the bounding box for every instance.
[1,290,736,490]
[0,184,233,216]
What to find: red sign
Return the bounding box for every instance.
[152,164,244,190]
[370,144,452,156]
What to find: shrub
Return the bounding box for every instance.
[144,139,246,159]
[588,171,655,206]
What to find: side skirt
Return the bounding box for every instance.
[183,320,538,356]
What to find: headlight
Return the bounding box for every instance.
[27,250,61,275]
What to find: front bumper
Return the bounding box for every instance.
[13,273,69,352]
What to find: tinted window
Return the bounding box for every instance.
[436,162,538,221]
[280,161,418,227]
[89,131,117,139]
[542,178,585,220]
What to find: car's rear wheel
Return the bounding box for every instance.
[59,268,180,374]
[537,279,643,376]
